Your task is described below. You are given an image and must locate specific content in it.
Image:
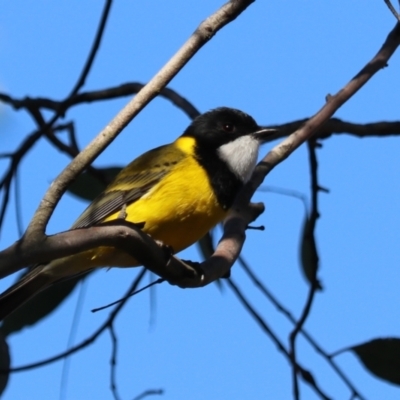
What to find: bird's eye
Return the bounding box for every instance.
[222,123,235,133]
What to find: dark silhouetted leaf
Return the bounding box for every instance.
[351,338,400,385]
[1,274,86,336]
[67,166,122,202]
[0,332,10,396]
[300,215,322,290]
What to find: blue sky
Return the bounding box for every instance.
[1,1,400,399]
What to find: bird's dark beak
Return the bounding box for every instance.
[252,127,279,143]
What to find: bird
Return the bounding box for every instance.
[0,107,274,319]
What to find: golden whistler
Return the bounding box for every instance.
[0,108,274,319]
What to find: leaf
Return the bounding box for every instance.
[67,166,122,202]
[300,215,323,290]
[1,274,85,336]
[0,332,10,396]
[351,338,400,385]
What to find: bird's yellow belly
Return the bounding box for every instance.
[116,163,222,252]
[89,156,226,267]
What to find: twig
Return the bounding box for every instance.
[258,185,308,210]
[59,279,88,400]
[46,123,81,159]
[0,128,44,229]
[269,118,400,141]
[91,278,165,312]
[132,389,164,400]
[14,169,24,237]
[289,140,322,400]
[384,0,400,21]
[109,325,121,400]
[68,0,113,98]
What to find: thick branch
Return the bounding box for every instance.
[0,221,195,281]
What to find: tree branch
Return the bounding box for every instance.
[289,140,322,400]
[0,84,201,120]
[268,118,400,140]
[68,0,113,98]
[384,0,400,22]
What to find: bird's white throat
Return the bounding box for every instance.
[217,135,260,183]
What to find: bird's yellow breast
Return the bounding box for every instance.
[92,136,226,266]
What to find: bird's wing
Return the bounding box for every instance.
[72,143,185,229]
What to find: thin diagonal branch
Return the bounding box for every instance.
[59,279,88,400]
[68,0,113,97]
[289,140,322,400]
[132,389,164,400]
[0,128,44,229]
[384,0,400,21]
[267,118,400,141]
[109,325,121,400]
[24,0,256,239]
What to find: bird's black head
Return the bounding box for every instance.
[180,108,273,209]
[181,107,262,148]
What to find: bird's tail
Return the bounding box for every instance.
[0,266,53,321]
